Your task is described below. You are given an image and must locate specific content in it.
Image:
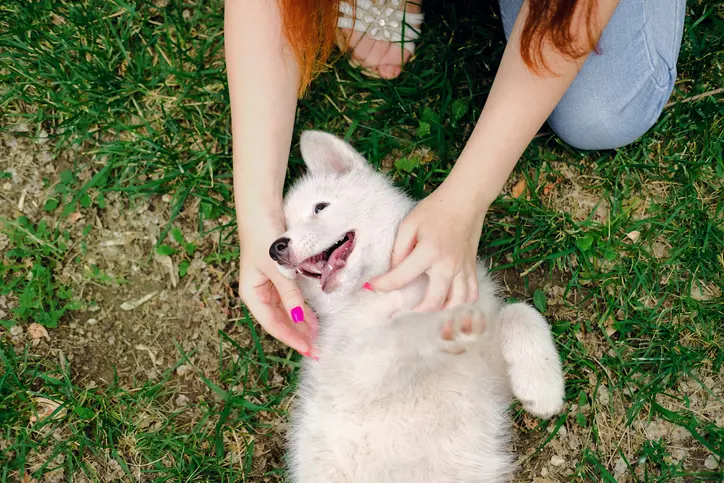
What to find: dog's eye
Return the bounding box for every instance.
[313,203,329,215]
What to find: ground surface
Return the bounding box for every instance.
[1,1,723,482]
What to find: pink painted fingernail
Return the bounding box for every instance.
[290,306,304,324]
[301,349,319,361]
[363,282,374,291]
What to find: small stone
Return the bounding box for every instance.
[646,420,669,440]
[597,385,610,405]
[176,364,193,377]
[36,129,49,144]
[671,448,687,462]
[670,426,690,442]
[86,318,98,325]
[9,325,23,337]
[614,457,627,475]
[175,394,190,407]
[704,455,720,470]
[550,455,565,467]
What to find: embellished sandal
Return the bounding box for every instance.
[336,0,424,78]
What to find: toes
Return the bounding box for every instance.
[361,39,390,72]
[338,28,414,78]
[377,43,412,79]
[347,32,375,64]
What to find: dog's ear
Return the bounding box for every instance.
[300,131,368,175]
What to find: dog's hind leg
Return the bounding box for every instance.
[499,303,565,419]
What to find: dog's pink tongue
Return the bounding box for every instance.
[320,238,353,288]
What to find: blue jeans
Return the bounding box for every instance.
[499,0,686,150]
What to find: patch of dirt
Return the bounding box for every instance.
[1,129,243,390]
[1,128,296,481]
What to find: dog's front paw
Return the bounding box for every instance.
[439,304,486,354]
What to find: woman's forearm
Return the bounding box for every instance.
[224,0,300,224]
[446,0,620,210]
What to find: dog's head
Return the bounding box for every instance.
[270,131,413,297]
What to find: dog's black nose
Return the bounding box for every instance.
[269,237,290,262]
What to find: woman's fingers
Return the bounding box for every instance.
[271,272,319,334]
[415,265,456,312]
[442,272,469,310]
[241,286,311,354]
[239,271,318,356]
[369,245,433,292]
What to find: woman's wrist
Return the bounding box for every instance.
[443,155,515,216]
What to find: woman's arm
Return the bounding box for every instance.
[446,0,621,210]
[370,0,621,310]
[225,0,318,355]
[225,0,298,219]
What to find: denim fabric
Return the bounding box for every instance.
[499,0,686,150]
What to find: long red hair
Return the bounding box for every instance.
[279,0,600,97]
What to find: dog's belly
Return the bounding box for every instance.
[291,368,514,483]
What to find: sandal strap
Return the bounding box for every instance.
[338,0,423,55]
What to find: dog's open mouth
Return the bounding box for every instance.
[297,231,356,291]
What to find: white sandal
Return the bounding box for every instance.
[336,0,424,78]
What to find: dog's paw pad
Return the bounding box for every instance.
[440,305,485,354]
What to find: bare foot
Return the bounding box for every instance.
[338,0,423,79]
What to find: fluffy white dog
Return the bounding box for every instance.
[269,131,566,482]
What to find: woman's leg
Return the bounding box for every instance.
[499,0,686,150]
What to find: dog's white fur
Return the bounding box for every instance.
[275,131,566,483]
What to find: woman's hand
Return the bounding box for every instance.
[368,183,487,311]
[238,212,318,357]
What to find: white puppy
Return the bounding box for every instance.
[269,131,566,483]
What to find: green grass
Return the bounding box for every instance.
[0,330,295,482]
[1,0,723,481]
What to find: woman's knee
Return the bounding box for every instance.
[547,74,674,151]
